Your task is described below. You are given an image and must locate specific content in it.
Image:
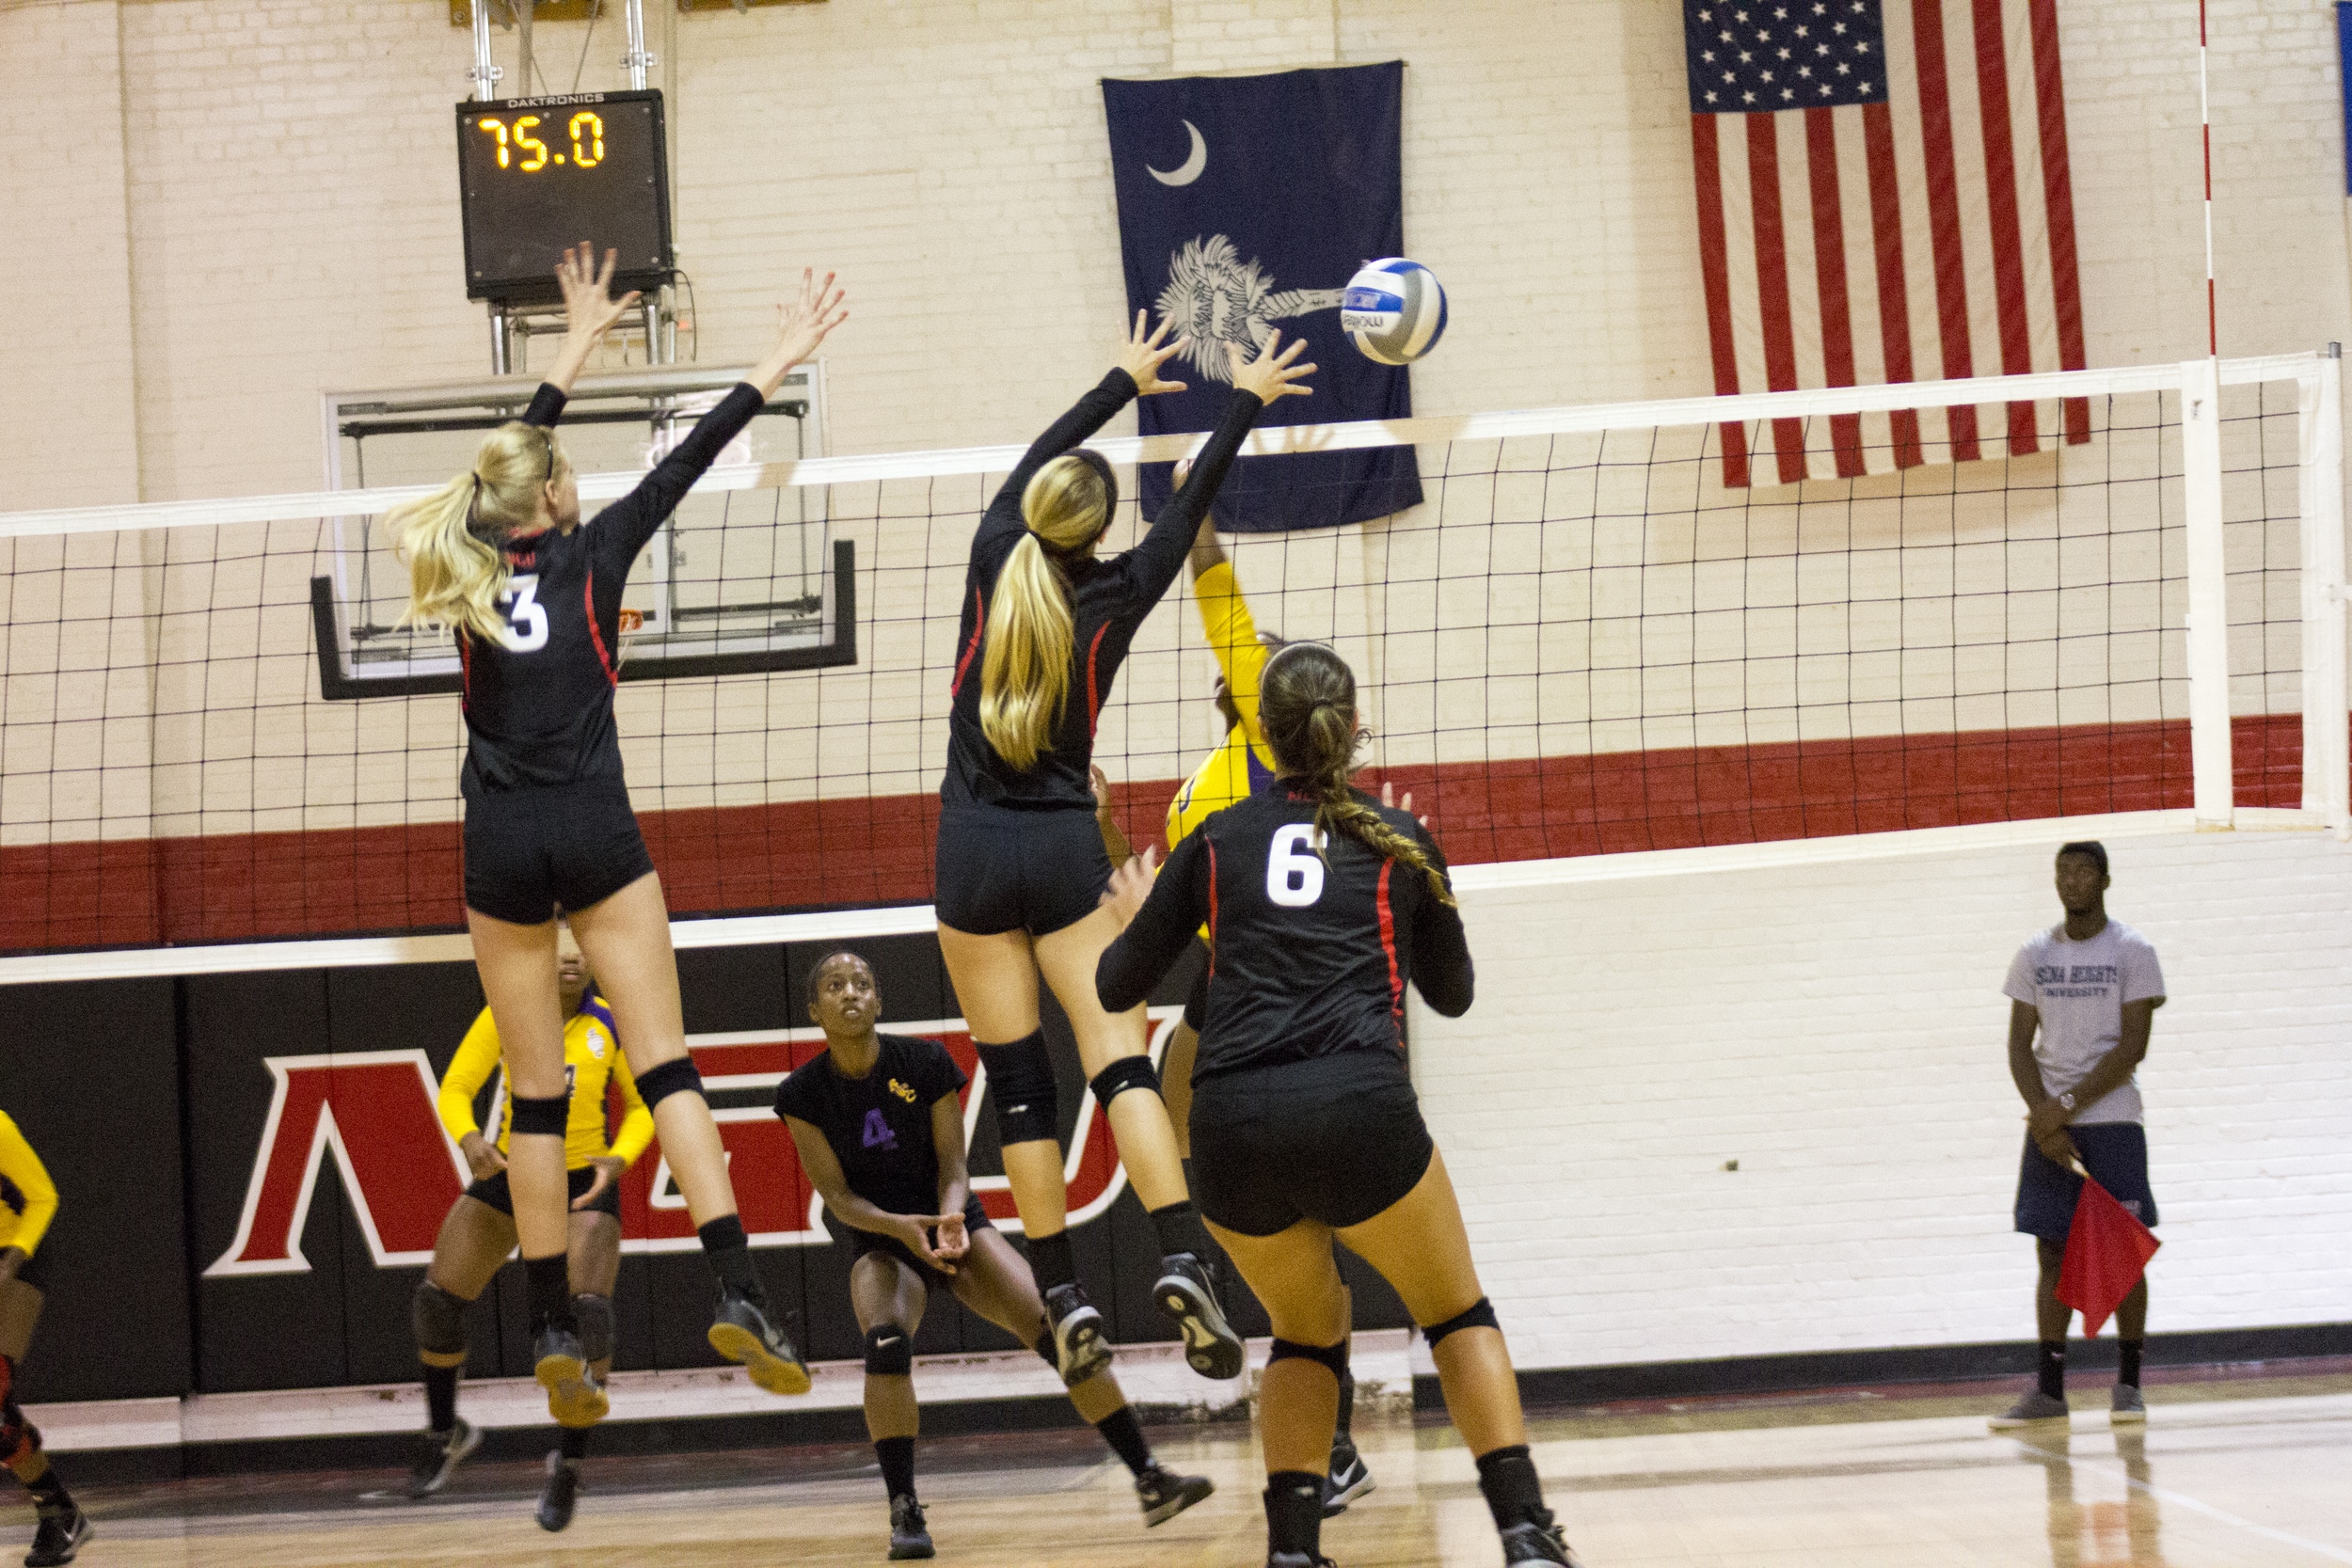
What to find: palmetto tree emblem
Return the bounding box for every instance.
[1154,234,1343,385]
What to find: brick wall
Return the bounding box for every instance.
[1422,824,2352,1366]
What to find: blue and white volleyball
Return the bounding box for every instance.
[1340,258,1448,366]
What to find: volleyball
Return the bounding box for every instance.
[1341,257,1448,365]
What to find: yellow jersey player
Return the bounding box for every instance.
[0,1111,88,1564]
[404,926,653,1531]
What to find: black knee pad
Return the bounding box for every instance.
[1032,1329,1058,1370]
[1268,1337,1351,1376]
[574,1293,615,1364]
[976,1033,1058,1147]
[411,1281,471,1357]
[864,1323,914,1378]
[631,1056,706,1113]
[1088,1054,1161,1108]
[508,1093,568,1137]
[1421,1297,1499,1352]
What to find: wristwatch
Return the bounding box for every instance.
[2057,1091,2076,1112]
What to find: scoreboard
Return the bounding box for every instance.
[456,89,673,303]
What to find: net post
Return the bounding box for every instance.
[2300,344,2350,835]
[2181,355,2233,828]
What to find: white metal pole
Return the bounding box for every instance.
[2182,356,2234,827]
[623,0,652,90]
[2299,344,2349,833]
[468,0,502,101]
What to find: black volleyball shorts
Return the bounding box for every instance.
[465,1162,625,1221]
[932,803,1112,939]
[849,1195,995,1288]
[463,777,656,926]
[1189,1048,1436,1237]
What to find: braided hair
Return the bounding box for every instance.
[1258,643,1456,909]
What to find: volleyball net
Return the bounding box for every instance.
[2,350,2343,960]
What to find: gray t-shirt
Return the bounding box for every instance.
[2002,919,2167,1124]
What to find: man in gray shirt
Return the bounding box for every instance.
[1990,841,2166,1429]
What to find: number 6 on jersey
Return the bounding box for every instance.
[1265,824,1326,907]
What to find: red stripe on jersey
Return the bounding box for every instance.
[950,588,985,696]
[457,631,472,709]
[582,574,618,687]
[1375,860,1402,1026]
[1084,623,1113,734]
[1204,840,1219,964]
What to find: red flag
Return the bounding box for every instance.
[2056,1174,2159,1338]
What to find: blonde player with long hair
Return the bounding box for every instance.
[387,244,846,1421]
[933,313,1312,1385]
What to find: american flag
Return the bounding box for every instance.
[1683,0,2089,486]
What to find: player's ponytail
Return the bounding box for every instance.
[980,453,1111,770]
[391,420,562,644]
[1260,642,1457,909]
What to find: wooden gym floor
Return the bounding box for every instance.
[8,1361,2344,1566]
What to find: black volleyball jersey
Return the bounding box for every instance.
[1097,785,1474,1079]
[941,370,1264,811]
[772,1034,969,1220]
[457,381,765,795]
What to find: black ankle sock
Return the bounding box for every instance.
[1027,1230,1076,1292]
[1335,1366,1357,1442]
[2037,1340,2067,1401]
[1092,1406,1153,1478]
[24,1469,70,1512]
[525,1254,576,1335]
[696,1215,765,1303]
[1148,1199,1212,1262]
[1475,1444,1546,1531]
[2117,1338,2144,1388]
[875,1434,916,1502]
[423,1364,460,1432]
[1263,1469,1324,1558]
[560,1427,588,1461]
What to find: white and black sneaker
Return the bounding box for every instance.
[24,1504,90,1567]
[707,1287,813,1397]
[1500,1509,1582,1566]
[1322,1435,1375,1516]
[534,1450,581,1532]
[1154,1251,1244,1380]
[1043,1282,1113,1387]
[1135,1463,1215,1526]
[888,1494,935,1560]
[403,1417,482,1497]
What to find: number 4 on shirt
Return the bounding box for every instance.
[861,1108,898,1150]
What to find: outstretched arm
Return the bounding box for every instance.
[596,268,847,571]
[1117,331,1314,610]
[1096,836,1211,1012]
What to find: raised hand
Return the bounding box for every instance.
[1229,328,1314,404]
[543,241,644,393]
[1119,310,1191,397]
[770,267,850,371]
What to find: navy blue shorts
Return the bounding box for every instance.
[932,803,1110,939]
[2014,1122,2157,1243]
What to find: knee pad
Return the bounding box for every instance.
[864,1323,914,1379]
[507,1093,568,1137]
[1421,1297,1499,1352]
[411,1281,471,1358]
[1088,1054,1161,1108]
[1032,1329,1058,1370]
[573,1292,615,1364]
[976,1034,1058,1147]
[631,1056,706,1113]
[1268,1337,1351,1377]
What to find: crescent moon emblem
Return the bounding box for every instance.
[1147,120,1207,187]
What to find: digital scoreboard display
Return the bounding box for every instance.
[456,89,672,304]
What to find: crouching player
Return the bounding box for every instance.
[775,951,1214,1560]
[404,926,651,1530]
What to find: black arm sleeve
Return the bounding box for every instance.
[1096,833,1212,1014]
[591,382,766,576]
[977,370,1140,551]
[522,384,567,428]
[1406,824,1474,1018]
[1112,388,1264,610]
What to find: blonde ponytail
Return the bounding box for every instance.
[979,453,1111,770]
[390,420,564,645]
[1261,643,1458,909]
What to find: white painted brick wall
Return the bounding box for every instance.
[1419,827,2352,1369]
